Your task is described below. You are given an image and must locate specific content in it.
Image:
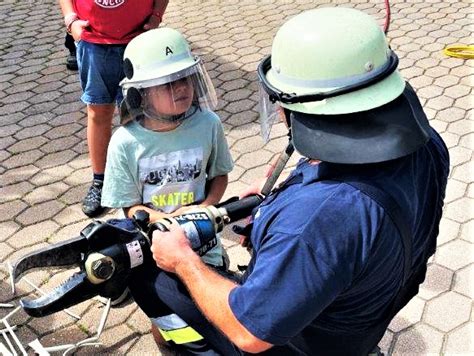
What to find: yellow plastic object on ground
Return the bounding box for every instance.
[443,44,474,59]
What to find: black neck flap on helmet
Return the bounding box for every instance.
[289,83,431,164]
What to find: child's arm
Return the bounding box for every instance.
[124,205,170,223]
[201,174,228,206]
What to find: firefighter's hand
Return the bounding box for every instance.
[151,221,194,273]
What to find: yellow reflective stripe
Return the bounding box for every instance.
[158,328,171,341]
[158,326,204,344]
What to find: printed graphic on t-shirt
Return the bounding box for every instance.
[139,148,205,213]
[95,0,125,9]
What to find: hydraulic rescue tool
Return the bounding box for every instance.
[12,195,263,317]
[12,141,294,318]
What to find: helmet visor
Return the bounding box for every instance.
[259,84,282,143]
[142,76,195,121]
[125,61,217,122]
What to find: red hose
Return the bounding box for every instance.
[383,0,391,34]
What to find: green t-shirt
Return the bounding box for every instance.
[102,109,234,266]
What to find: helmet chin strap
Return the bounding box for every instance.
[261,139,294,196]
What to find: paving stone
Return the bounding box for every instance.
[40,136,81,154]
[0,181,34,203]
[29,164,74,186]
[452,263,473,300]
[427,95,455,111]
[63,167,91,186]
[236,149,273,170]
[223,181,249,203]
[125,308,151,335]
[49,111,84,126]
[418,263,454,300]
[95,324,140,354]
[467,183,474,199]
[436,217,460,246]
[23,102,59,117]
[443,197,474,224]
[15,200,65,226]
[392,324,444,355]
[454,95,474,111]
[225,111,258,127]
[228,122,260,139]
[67,154,90,169]
[449,146,472,168]
[424,291,471,332]
[7,136,48,154]
[0,221,20,242]
[1,100,29,115]
[23,181,69,205]
[444,322,474,354]
[435,239,474,270]
[35,149,77,169]
[459,132,473,150]
[129,333,175,355]
[444,179,467,203]
[0,199,27,223]
[2,149,44,169]
[0,164,40,186]
[0,242,14,263]
[13,123,50,140]
[440,131,460,148]
[35,324,88,349]
[231,134,265,154]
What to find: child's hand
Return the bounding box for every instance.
[171,205,201,216]
[70,19,89,42]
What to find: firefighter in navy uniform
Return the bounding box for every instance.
[137,7,449,355]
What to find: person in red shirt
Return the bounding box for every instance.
[59,0,169,217]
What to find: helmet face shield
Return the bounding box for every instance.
[142,77,195,120]
[124,61,217,122]
[259,85,281,143]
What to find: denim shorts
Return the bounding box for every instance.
[76,40,126,105]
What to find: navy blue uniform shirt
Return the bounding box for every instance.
[229,128,449,349]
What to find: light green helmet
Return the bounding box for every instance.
[120,28,217,123]
[258,7,430,164]
[263,7,405,115]
[121,28,198,89]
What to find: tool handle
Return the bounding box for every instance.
[221,195,263,222]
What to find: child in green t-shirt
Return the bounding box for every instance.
[102,27,233,268]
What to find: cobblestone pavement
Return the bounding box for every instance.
[0,0,472,354]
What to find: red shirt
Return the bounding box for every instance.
[74,0,154,44]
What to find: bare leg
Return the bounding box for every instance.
[87,103,115,174]
[81,103,115,217]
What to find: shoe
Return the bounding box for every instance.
[82,179,105,217]
[66,52,78,71]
